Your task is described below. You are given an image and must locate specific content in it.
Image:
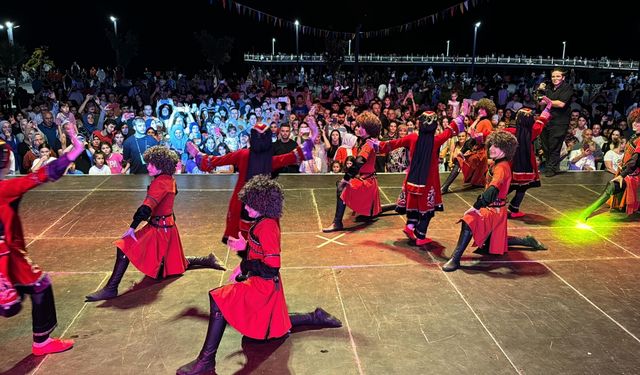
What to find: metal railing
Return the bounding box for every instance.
[244,53,638,71]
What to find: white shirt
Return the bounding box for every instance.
[603,150,623,173]
[89,165,112,175]
[569,150,595,171]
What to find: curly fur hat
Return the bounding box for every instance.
[143,146,180,175]
[486,130,518,161]
[475,98,497,117]
[627,108,640,127]
[239,175,285,219]
[357,111,381,138]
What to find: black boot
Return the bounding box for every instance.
[85,248,129,302]
[380,203,397,213]
[323,195,347,233]
[441,164,460,194]
[186,254,226,271]
[176,296,227,375]
[578,182,615,222]
[442,222,473,272]
[289,308,342,328]
[508,235,547,250]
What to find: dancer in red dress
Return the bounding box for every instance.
[0,126,85,356]
[442,131,546,272]
[579,109,640,221]
[85,146,225,302]
[187,123,313,243]
[503,98,552,218]
[176,175,342,375]
[379,111,466,245]
[323,112,382,232]
[441,98,496,194]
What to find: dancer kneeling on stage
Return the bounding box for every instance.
[442,131,547,272]
[86,146,225,302]
[0,126,85,355]
[177,175,342,375]
[579,108,640,222]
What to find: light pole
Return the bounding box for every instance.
[562,41,566,60]
[471,22,481,79]
[4,22,15,46]
[348,39,351,56]
[294,20,299,59]
[272,38,275,55]
[110,16,118,37]
[446,40,450,57]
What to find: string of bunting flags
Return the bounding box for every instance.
[212,0,486,39]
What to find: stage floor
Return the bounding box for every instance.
[2,172,640,375]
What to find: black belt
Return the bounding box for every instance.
[358,172,377,180]
[149,213,176,228]
[488,199,506,208]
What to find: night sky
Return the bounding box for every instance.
[2,0,638,74]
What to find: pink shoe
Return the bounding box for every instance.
[32,338,75,356]
[508,211,525,218]
[403,226,417,241]
[416,238,433,246]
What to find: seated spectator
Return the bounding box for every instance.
[603,137,625,174]
[559,135,579,171]
[569,141,597,171]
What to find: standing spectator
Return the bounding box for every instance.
[37,111,61,153]
[88,151,111,175]
[30,143,57,173]
[273,123,299,173]
[100,142,125,174]
[93,119,117,144]
[123,117,159,174]
[539,69,574,176]
[1,120,19,173]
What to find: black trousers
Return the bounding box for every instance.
[541,123,568,172]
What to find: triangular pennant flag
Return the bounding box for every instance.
[464,0,469,11]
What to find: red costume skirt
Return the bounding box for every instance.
[211,276,291,340]
[0,243,43,288]
[461,206,508,255]
[456,150,488,187]
[341,175,382,217]
[607,175,640,215]
[115,223,188,278]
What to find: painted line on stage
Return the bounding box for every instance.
[526,192,639,258]
[426,250,521,374]
[26,177,112,248]
[543,263,640,344]
[31,272,110,375]
[43,256,640,274]
[316,233,347,248]
[310,189,324,231]
[331,268,365,375]
[23,220,640,242]
[579,184,601,195]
